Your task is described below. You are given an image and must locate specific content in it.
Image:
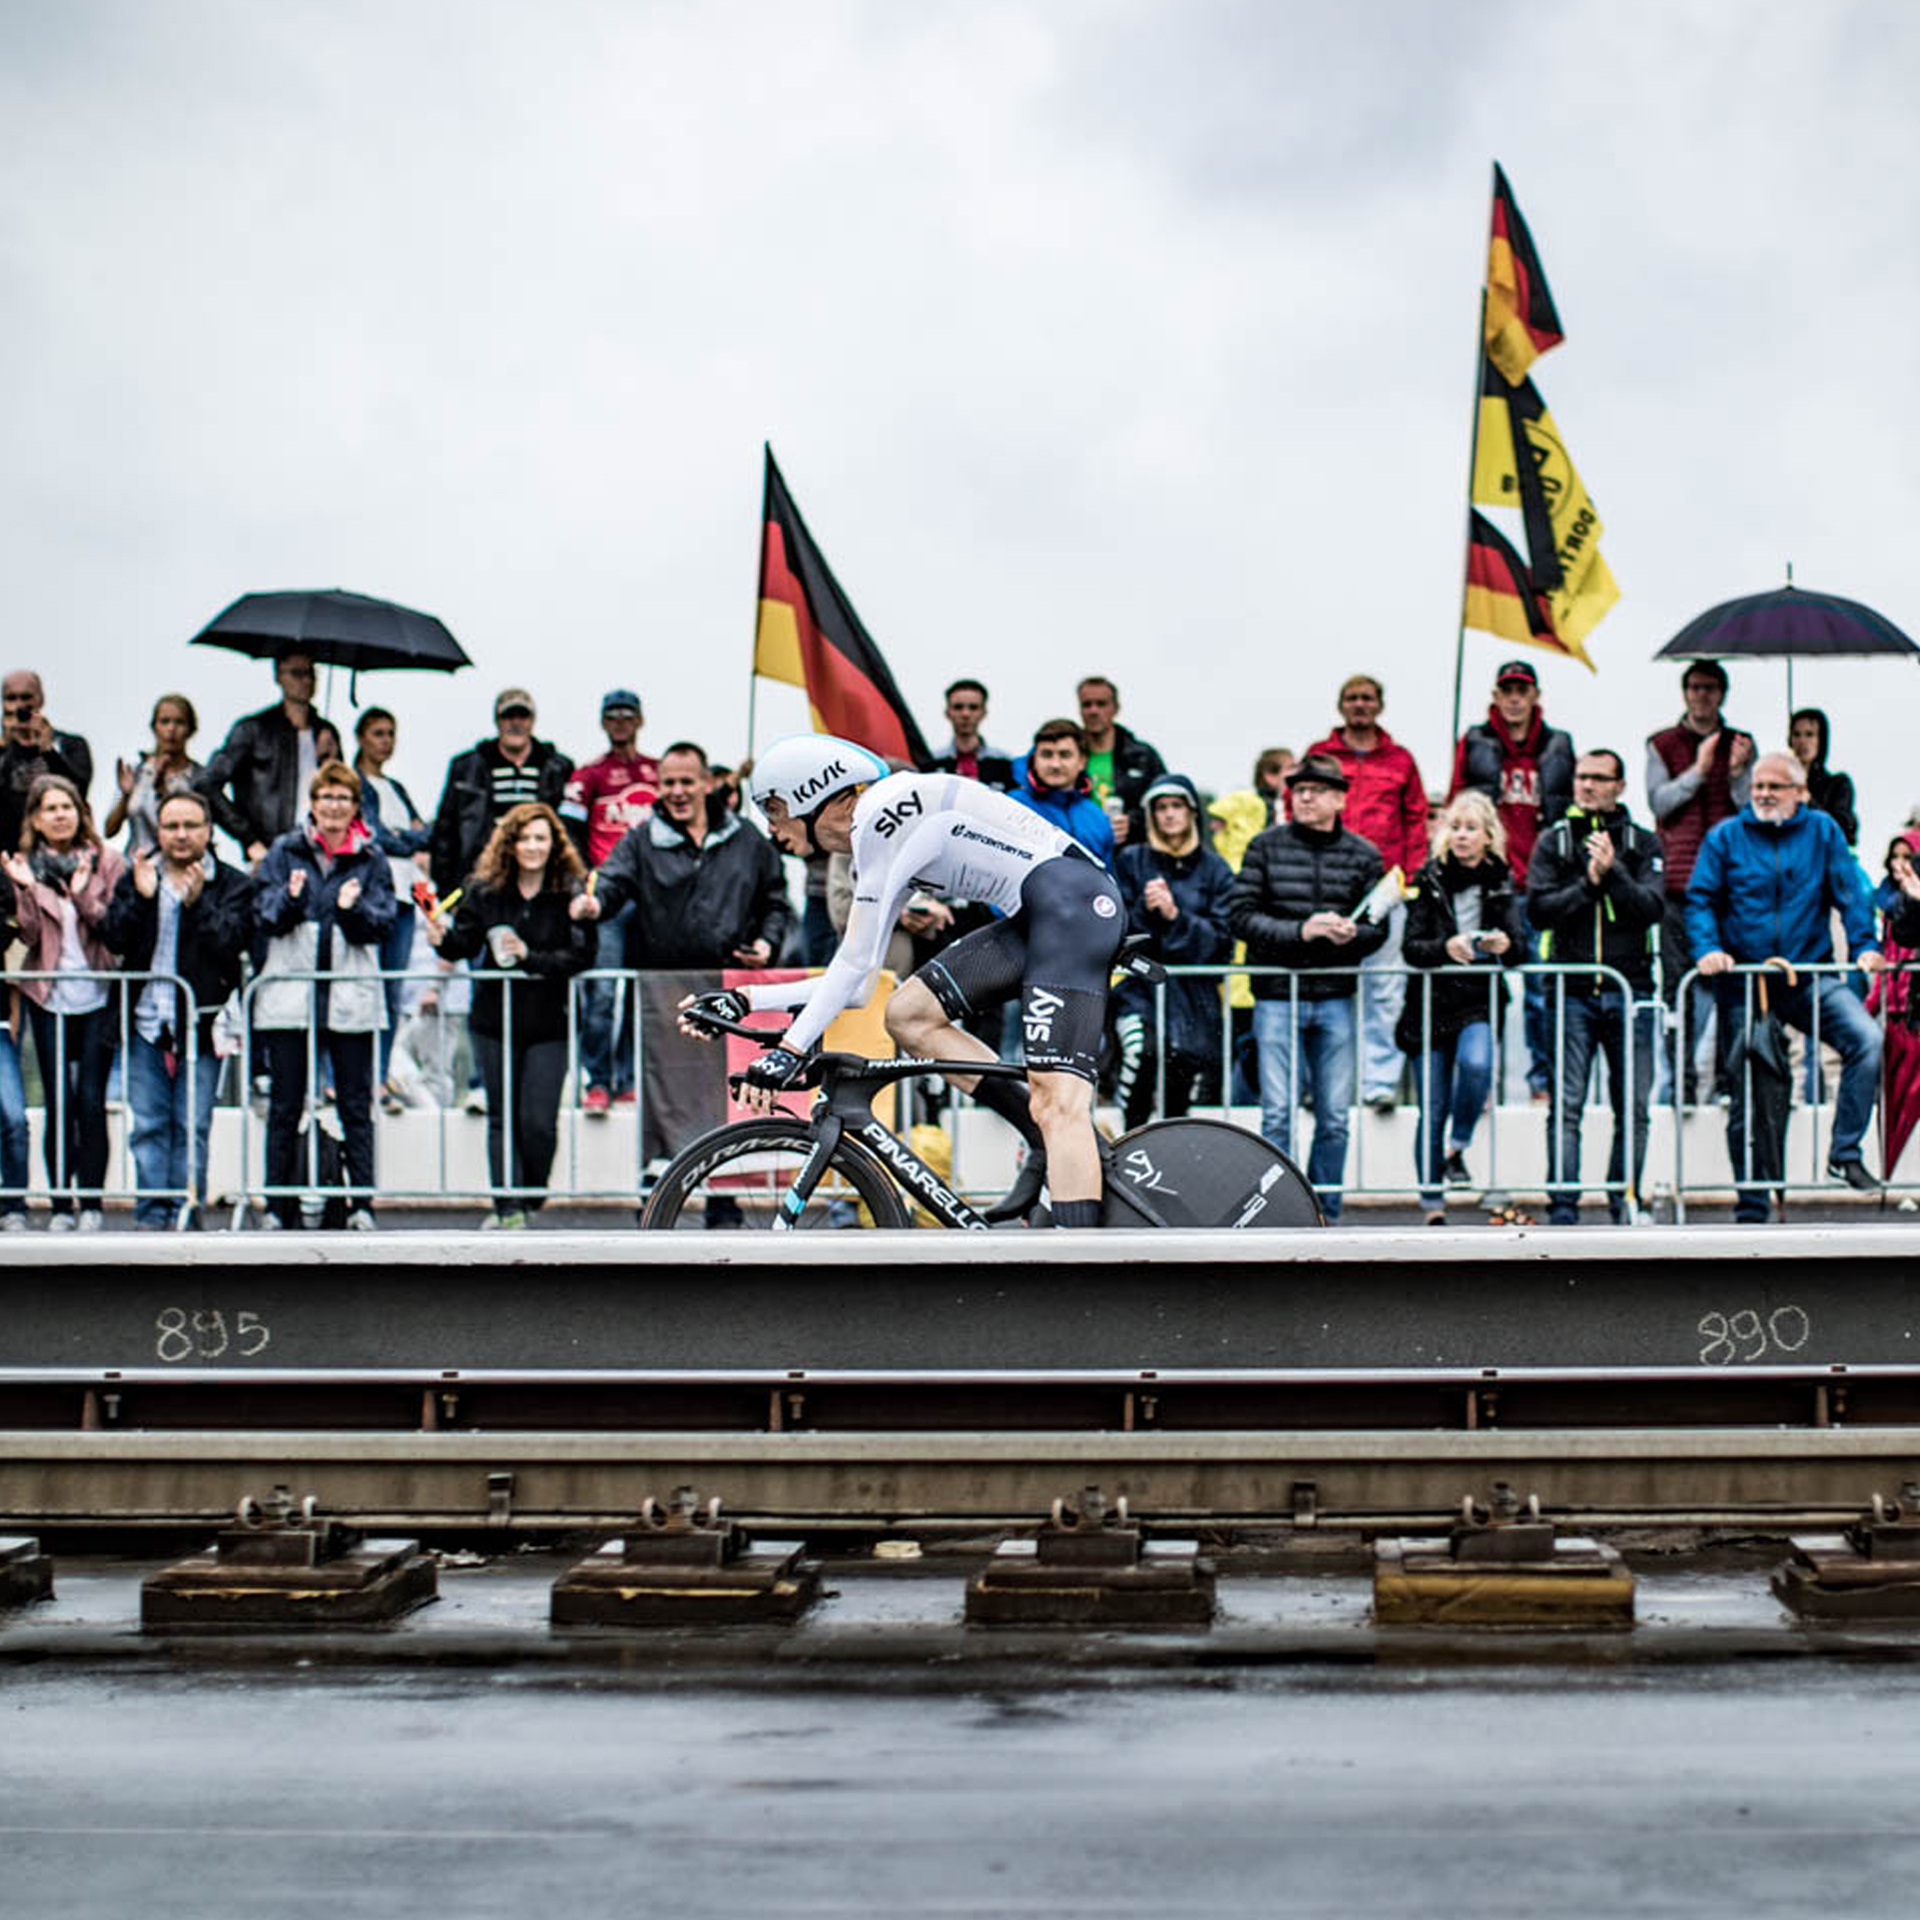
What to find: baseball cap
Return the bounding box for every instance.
[1285,753,1350,792]
[601,688,642,716]
[1494,660,1539,688]
[494,687,536,719]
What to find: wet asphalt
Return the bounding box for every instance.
[5,1558,1920,1917]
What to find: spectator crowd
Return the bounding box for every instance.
[1,650,1916,1231]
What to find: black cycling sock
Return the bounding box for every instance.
[1051,1198,1102,1229]
[970,1073,1044,1151]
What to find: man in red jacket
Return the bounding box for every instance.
[1645,659,1754,1104]
[1305,675,1429,1107]
[1448,659,1574,1100]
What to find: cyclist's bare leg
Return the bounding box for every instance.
[1028,1068,1099,1201]
[884,977,998,1086]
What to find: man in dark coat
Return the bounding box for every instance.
[195,653,342,865]
[102,788,254,1229]
[1526,750,1666,1224]
[430,687,574,894]
[1076,675,1166,847]
[927,678,1016,791]
[1228,753,1389,1220]
[570,741,792,1173]
[1448,658,1575,1101]
[1,669,94,852]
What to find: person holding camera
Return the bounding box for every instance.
[1398,790,1525,1224]
[426,802,591,1229]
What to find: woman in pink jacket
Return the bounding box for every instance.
[2,775,125,1228]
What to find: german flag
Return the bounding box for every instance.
[754,447,930,767]
[1472,360,1616,657]
[1484,163,1564,386]
[1463,510,1591,667]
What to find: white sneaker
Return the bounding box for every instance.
[479,1211,504,1230]
[47,1215,76,1233]
[461,1088,488,1115]
[76,1209,105,1233]
[0,1214,26,1233]
[258,1214,284,1231]
[346,1208,377,1232]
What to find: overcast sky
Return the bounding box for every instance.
[5,0,1918,853]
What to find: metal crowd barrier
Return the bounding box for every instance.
[1669,958,1913,1221]
[1124,960,1655,1212]
[0,968,201,1223]
[8,956,1909,1225]
[233,967,646,1217]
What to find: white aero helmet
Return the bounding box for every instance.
[749,734,890,820]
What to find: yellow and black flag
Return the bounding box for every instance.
[1484,163,1564,386]
[753,447,930,767]
[1472,362,1617,662]
[1463,510,1563,654]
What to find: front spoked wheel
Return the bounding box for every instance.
[1102,1117,1324,1228]
[640,1119,912,1230]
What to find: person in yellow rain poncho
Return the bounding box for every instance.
[1207,755,1291,1105]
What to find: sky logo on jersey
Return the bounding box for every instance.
[871,791,925,840]
[1024,988,1064,1048]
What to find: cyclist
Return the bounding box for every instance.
[678,734,1125,1227]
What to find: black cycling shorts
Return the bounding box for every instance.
[914,851,1125,1081]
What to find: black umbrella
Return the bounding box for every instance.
[190,589,470,675]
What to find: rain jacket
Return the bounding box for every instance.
[1114,837,1234,1060]
[1008,754,1115,866]
[593,809,792,969]
[1685,804,1877,969]
[1302,726,1429,878]
[1397,851,1526,1051]
[1525,804,1665,996]
[252,817,397,1032]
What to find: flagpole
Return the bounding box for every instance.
[747,442,770,766]
[1452,280,1492,751]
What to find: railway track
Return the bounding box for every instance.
[3,1226,1916,1528]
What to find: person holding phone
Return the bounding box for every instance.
[427,802,590,1229]
[1399,791,1526,1224]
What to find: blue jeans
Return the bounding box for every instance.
[1546,992,1654,1224]
[1414,1021,1494,1209]
[126,1030,222,1228]
[579,901,636,1095]
[1357,903,1406,1101]
[0,1027,27,1217]
[1721,973,1881,1221]
[1516,900,1552,1096]
[1252,995,1356,1221]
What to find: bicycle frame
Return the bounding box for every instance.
[776,1052,1032,1231]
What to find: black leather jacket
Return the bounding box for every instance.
[429,739,575,895]
[197,704,343,852]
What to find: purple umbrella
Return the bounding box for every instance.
[1655,582,1917,662]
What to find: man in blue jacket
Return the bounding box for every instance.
[1008,718,1115,867]
[1686,752,1884,1216]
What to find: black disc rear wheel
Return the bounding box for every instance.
[1102,1117,1323,1228]
[640,1118,912,1230]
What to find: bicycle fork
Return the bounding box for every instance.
[774,1114,847,1229]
